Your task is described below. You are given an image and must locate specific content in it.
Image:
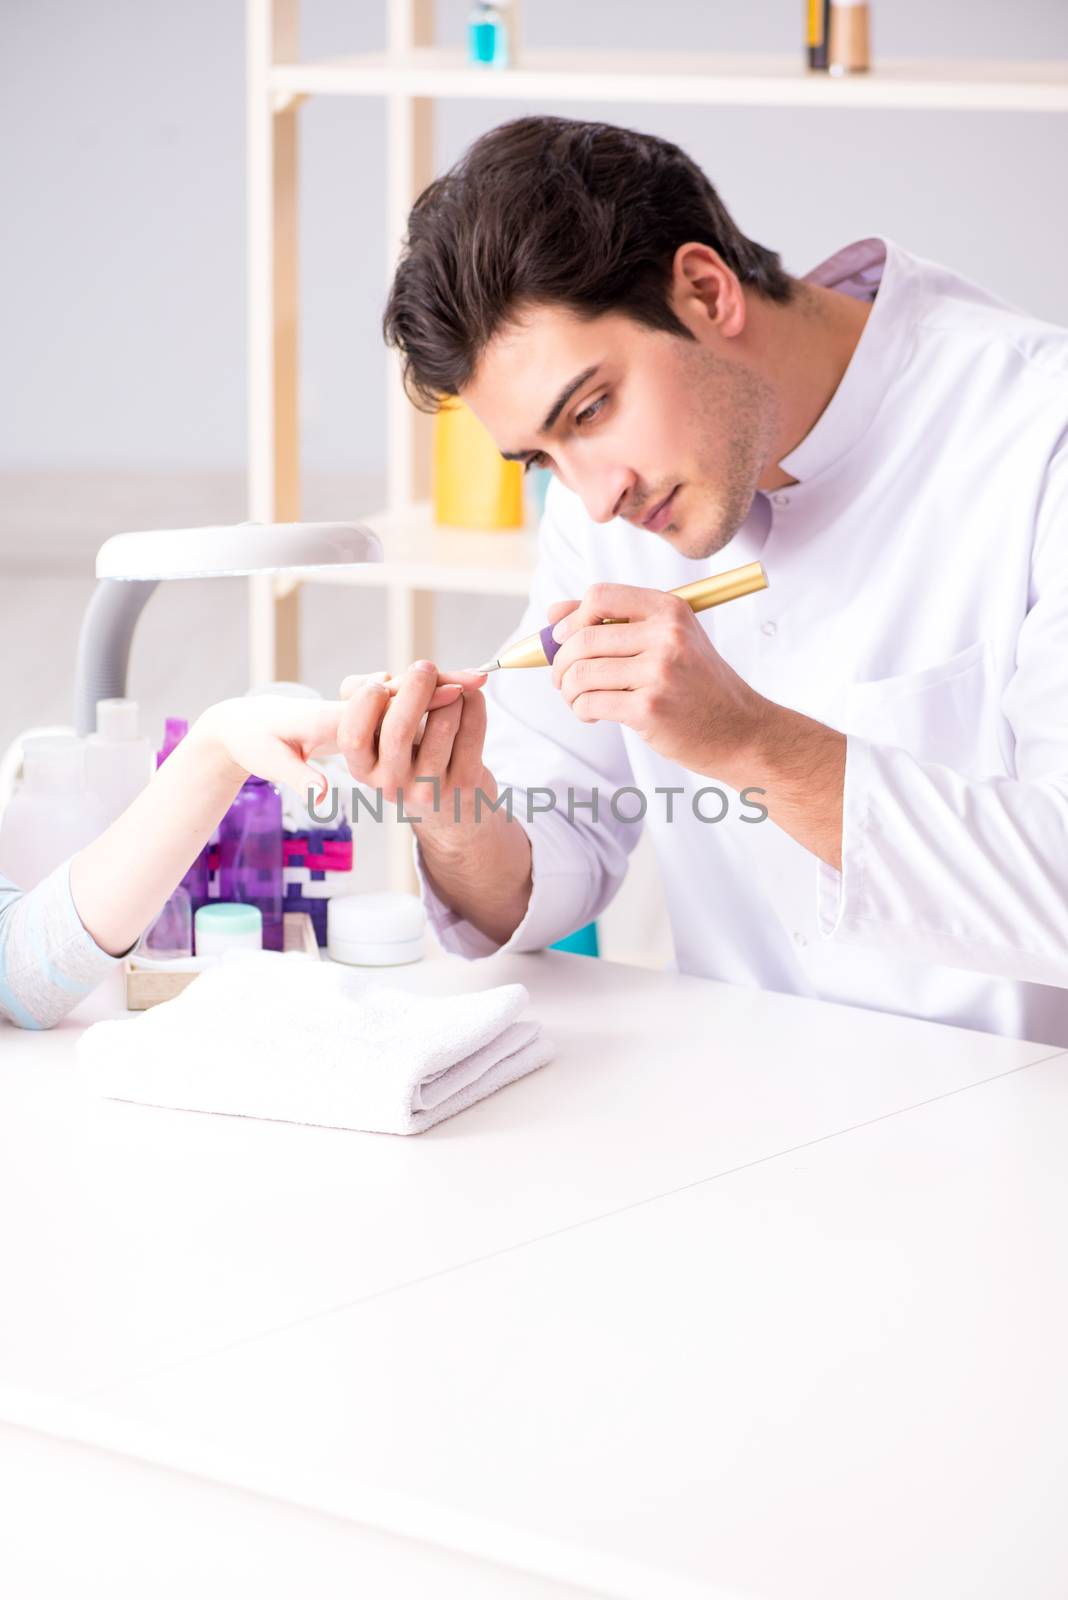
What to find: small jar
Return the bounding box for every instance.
[195,902,263,957]
[327,892,425,967]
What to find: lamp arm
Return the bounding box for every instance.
[72,578,159,735]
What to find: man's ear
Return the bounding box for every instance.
[671,243,747,340]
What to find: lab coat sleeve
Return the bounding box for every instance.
[0,859,123,1028]
[416,479,639,958]
[818,440,1068,987]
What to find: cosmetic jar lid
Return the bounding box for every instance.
[195,902,263,956]
[327,892,425,966]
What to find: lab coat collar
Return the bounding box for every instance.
[777,237,918,486]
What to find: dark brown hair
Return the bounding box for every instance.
[383,116,793,412]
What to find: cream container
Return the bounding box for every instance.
[327,892,425,966]
[194,902,263,957]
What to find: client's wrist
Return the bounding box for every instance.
[182,708,249,795]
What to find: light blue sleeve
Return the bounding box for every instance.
[0,861,125,1029]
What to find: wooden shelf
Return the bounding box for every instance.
[272,49,1068,114]
[249,4,1067,895]
[287,503,539,598]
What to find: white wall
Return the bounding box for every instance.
[2,0,1066,479]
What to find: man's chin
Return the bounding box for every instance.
[678,489,760,560]
[670,523,738,561]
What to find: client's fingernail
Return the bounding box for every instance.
[409,659,434,673]
[552,621,569,643]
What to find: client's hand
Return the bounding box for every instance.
[339,668,471,713]
[188,696,349,802]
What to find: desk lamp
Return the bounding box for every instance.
[72,522,383,734]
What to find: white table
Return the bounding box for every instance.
[1,952,1065,1598]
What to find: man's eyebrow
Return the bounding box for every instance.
[500,363,602,461]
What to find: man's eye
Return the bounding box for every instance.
[521,396,607,474]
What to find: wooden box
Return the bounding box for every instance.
[124,911,320,1011]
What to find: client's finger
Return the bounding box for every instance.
[433,668,490,685]
[412,669,485,711]
[427,683,464,711]
[341,670,457,713]
[340,671,391,700]
[340,670,481,711]
[264,744,330,803]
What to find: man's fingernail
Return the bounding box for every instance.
[409,659,435,673]
[552,621,569,644]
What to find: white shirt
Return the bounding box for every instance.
[419,237,1068,1047]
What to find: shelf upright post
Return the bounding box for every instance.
[386,0,435,517]
[386,2,437,892]
[247,0,302,685]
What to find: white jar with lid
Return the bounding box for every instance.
[327,892,425,966]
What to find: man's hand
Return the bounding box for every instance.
[336,661,495,846]
[337,661,534,945]
[549,583,767,781]
[549,583,845,869]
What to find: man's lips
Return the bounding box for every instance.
[640,485,680,532]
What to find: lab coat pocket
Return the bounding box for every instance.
[840,639,1003,775]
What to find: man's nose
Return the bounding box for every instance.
[571,462,636,526]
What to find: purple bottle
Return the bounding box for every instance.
[157,718,210,914]
[216,776,284,951]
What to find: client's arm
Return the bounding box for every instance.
[68,696,344,957]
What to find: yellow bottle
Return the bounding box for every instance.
[432,396,524,530]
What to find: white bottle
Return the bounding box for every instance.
[0,736,110,891]
[85,698,153,827]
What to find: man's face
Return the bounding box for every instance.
[461,303,780,561]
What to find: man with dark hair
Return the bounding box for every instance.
[338,115,1068,1045]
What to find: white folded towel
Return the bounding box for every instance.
[77,952,553,1135]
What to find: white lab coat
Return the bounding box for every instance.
[419,238,1068,1047]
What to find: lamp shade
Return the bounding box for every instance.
[74,521,385,734]
[96,521,383,580]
